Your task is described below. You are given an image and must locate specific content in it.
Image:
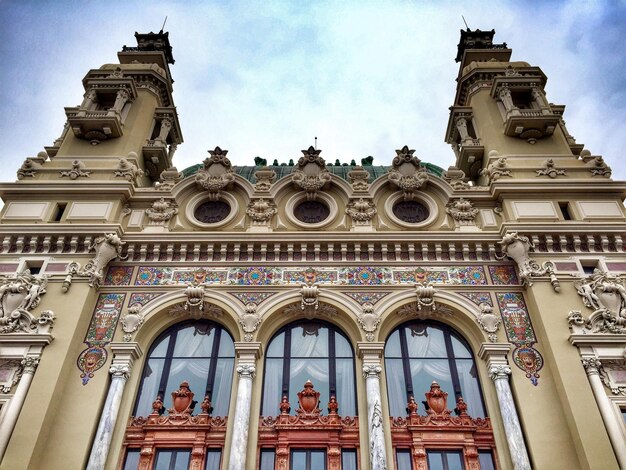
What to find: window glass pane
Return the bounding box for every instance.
[455,360,485,417]
[266,332,284,357]
[451,335,472,358]
[135,358,165,416]
[385,330,402,357]
[385,358,408,416]
[289,359,328,411]
[341,449,357,470]
[336,358,355,416]
[311,450,326,469]
[122,449,140,470]
[205,449,221,470]
[154,450,172,470]
[218,330,235,356]
[262,358,283,415]
[405,325,447,357]
[335,332,352,357]
[259,449,276,470]
[446,451,464,470]
[409,358,453,401]
[426,451,444,470]
[396,449,413,470]
[150,334,171,357]
[173,450,191,470]
[291,450,306,470]
[173,325,214,357]
[478,451,496,470]
[165,359,210,405]
[211,357,234,416]
[290,324,328,357]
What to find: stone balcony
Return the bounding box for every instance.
[65,107,124,144]
[502,107,560,143]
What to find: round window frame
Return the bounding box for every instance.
[384,192,437,228]
[285,192,338,230]
[187,192,238,229]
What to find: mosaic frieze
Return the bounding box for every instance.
[488,265,519,285]
[129,292,164,307]
[345,292,391,305]
[459,292,492,306]
[77,293,125,385]
[230,292,277,305]
[104,266,133,286]
[131,265,492,286]
[497,292,543,385]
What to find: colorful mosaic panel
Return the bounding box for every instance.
[135,267,173,285]
[497,293,536,344]
[459,292,492,306]
[230,292,277,305]
[84,293,125,345]
[344,292,391,305]
[448,266,486,285]
[78,293,125,385]
[392,266,486,285]
[488,265,519,285]
[339,267,392,285]
[229,267,281,285]
[512,346,544,386]
[283,268,338,284]
[104,266,133,286]
[129,292,164,307]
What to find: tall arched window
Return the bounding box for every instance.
[134,320,235,417]
[262,320,357,416]
[385,321,485,418]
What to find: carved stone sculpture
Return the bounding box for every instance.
[356,303,380,342]
[296,380,321,418]
[253,168,276,192]
[476,303,500,342]
[496,232,560,291]
[587,155,612,177]
[480,157,511,183]
[145,198,178,225]
[347,166,370,192]
[445,198,479,226]
[442,166,470,190]
[239,302,262,342]
[60,159,91,179]
[346,198,377,224]
[183,284,205,312]
[114,155,144,183]
[195,147,236,200]
[291,146,331,200]
[16,158,42,180]
[570,269,626,333]
[120,303,144,342]
[61,261,81,293]
[536,158,566,178]
[246,198,277,223]
[81,233,126,288]
[0,271,54,334]
[416,283,436,311]
[387,145,429,200]
[155,167,182,191]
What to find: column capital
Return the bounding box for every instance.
[110,342,143,374]
[20,356,39,374]
[581,357,602,376]
[109,364,131,380]
[236,364,256,379]
[362,364,382,379]
[234,342,263,360]
[488,364,512,381]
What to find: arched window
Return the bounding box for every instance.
[261,320,357,416]
[385,321,485,418]
[134,320,235,417]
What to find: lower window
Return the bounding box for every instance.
[291,449,326,470]
[154,449,191,470]
[205,449,222,470]
[426,450,464,470]
[396,449,413,470]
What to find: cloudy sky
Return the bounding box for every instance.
[0,0,625,181]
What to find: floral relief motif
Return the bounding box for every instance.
[60,159,91,179]
[445,198,479,226]
[387,145,429,200]
[253,168,276,192]
[145,198,178,225]
[114,156,144,183]
[194,147,236,200]
[480,157,511,182]
[346,198,377,224]
[347,166,370,191]
[291,146,332,200]
[246,198,277,223]
[570,269,626,333]
[535,158,566,178]
[16,157,42,180]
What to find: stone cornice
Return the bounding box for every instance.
[0,182,134,199]
[490,180,626,198]
[569,334,626,348]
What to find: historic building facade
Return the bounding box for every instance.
[0,29,624,470]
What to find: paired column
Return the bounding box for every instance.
[581,358,626,468]
[227,342,262,470]
[0,357,39,463]
[358,343,388,470]
[488,365,532,470]
[86,343,142,470]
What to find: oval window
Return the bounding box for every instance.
[194,200,231,224]
[392,200,429,223]
[294,200,330,224]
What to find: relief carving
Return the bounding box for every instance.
[0,271,55,334]
[347,166,370,192]
[346,198,377,224]
[16,157,42,180]
[387,145,429,200]
[476,303,500,342]
[445,198,479,226]
[442,166,470,190]
[145,198,178,225]
[80,233,126,288]
[535,158,566,178]
[154,167,182,191]
[253,168,276,192]
[195,147,235,200]
[246,198,277,223]
[120,303,145,342]
[60,159,91,179]
[480,157,511,183]
[291,146,331,200]
[239,302,262,342]
[356,303,380,342]
[114,155,144,184]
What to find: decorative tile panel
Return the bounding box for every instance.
[488,265,519,285]
[344,292,391,305]
[459,292,492,306]
[104,266,133,286]
[230,292,277,305]
[129,292,164,307]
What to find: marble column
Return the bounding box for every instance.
[363,364,388,470]
[0,357,39,463]
[86,364,130,470]
[227,364,256,470]
[489,365,532,470]
[581,358,626,468]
